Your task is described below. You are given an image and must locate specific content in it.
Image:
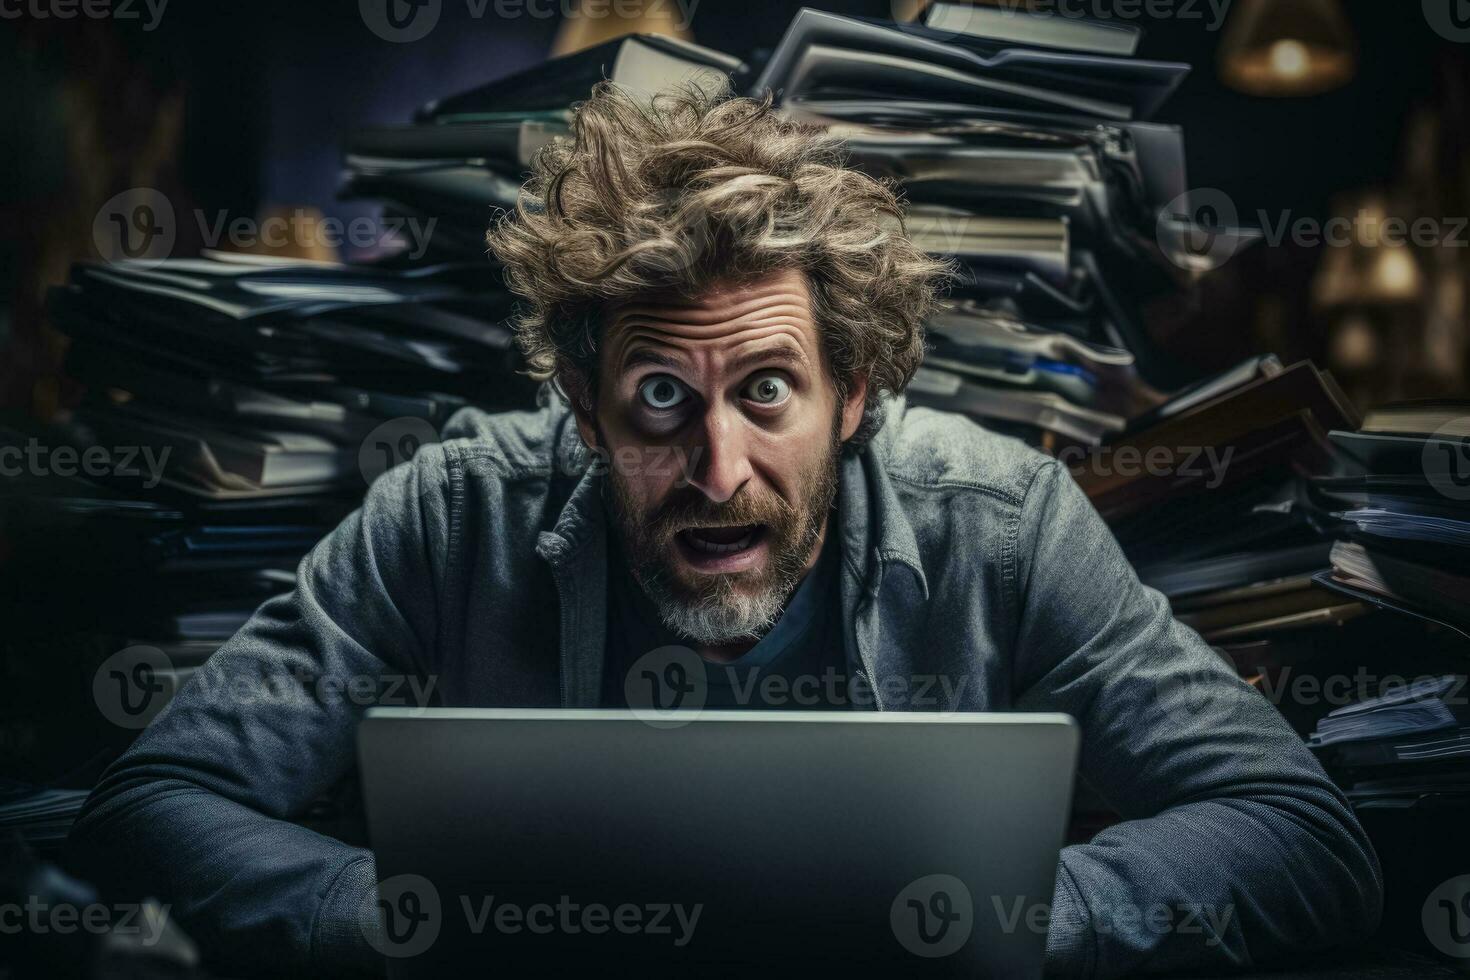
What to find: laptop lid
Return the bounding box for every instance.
[358,708,1077,978]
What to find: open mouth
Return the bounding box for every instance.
[673,523,769,573]
[678,524,763,554]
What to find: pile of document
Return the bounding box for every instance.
[340,6,1240,450]
[757,5,1239,445]
[49,255,533,499]
[1309,676,1470,807]
[26,253,538,734]
[1085,358,1369,646]
[340,34,748,262]
[1311,401,1470,641]
[0,783,90,858]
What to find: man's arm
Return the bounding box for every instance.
[67,445,452,978]
[1010,460,1383,979]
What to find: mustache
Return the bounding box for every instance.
[647,484,796,536]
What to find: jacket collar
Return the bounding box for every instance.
[534,414,609,708]
[837,394,929,604]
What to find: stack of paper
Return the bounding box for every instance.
[1310,402,1470,640]
[49,255,534,499]
[1309,676,1468,748]
[340,34,748,262]
[0,786,91,858]
[30,250,540,728]
[754,7,1262,447]
[1308,676,1470,807]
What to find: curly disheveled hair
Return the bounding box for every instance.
[485,81,951,443]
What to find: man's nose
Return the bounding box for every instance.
[686,403,753,504]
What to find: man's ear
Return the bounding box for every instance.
[558,368,601,450]
[839,373,869,443]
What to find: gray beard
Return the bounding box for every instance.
[608,428,841,647]
[644,573,791,646]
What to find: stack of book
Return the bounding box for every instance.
[1309,675,1470,808]
[756,5,1247,446]
[1312,401,1470,641]
[50,255,533,500]
[1078,356,1366,651]
[14,252,538,770]
[340,34,749,263]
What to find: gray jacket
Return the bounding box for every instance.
[69,394,1382,978]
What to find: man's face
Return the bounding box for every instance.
[573,268,866,647]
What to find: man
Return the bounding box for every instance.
[70,83,1381,978]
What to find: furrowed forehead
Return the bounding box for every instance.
[602,269,813,335]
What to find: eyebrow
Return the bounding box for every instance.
[728,345,810,376]
[618,344,810,376]
[620,347,684,372]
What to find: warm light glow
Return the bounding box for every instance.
[1373,249,1421,298]
[1269,39,1310,78]
[1312,195,1425,309]
[1329,316,1378,371]
[1218,0,1355,96]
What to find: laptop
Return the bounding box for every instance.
[358,708,1078,978]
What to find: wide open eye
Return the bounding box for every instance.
[742,373,791,406]
[637,374,689,411]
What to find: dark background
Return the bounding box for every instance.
[3,0,1468,411]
